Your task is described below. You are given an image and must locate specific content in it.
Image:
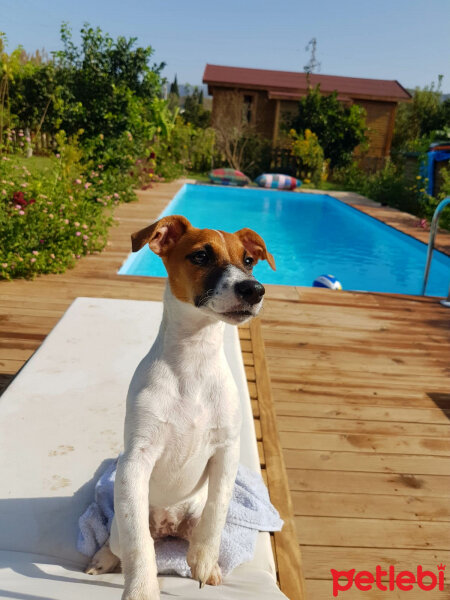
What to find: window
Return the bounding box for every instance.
[243,94,254,124]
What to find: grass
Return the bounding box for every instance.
[13,155,56,174]
[302,180,346,191]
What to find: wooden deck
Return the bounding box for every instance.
[1,181,450,599]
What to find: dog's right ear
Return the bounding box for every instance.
[131,215,191,256]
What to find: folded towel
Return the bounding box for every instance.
[77,459,283,577]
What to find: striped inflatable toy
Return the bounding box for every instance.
[208,168,249,186]
[313,274,342,290]
[255,173,302,190]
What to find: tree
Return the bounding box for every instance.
[289,86,367,168]
[169,75,179,97]
[392,76,449,152]
[49,23,165,141]
[182,86,210,128]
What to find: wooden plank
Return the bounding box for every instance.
[286,469,450,497]
[295,515,450,549]
[292,490,450,521]
[283,448,450,477]
[275,401,450,424]
[272,383,450,409]
[280,431,450,456]
[305,579,450,600]
[250,318,306,600]
[301,546,450,580]
[276,415,450,438]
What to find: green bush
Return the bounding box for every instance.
[289,129,324,186]
[182,86,211,129]
[364,162,423,215]
[333,162,367,192]
[289,87,367,168]
[153,117,216,177]
[392,77,450,153]
[420,166,450,230]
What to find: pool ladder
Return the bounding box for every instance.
[421,196,450,306]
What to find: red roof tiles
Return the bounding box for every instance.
[203,64,411,102]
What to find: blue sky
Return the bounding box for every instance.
[2,0,450,92]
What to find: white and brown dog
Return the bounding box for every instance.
[86,215,275,600]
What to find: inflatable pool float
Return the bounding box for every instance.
[255,173,302,190]
[208,168,249,186]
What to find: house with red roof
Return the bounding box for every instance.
[203,64,411,166]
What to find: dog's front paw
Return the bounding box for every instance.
[122,577,160,600]
[187,543,222,587]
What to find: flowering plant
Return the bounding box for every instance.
[0,144,113,279]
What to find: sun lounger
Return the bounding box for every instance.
[0,297,289,599]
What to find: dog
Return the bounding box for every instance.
[86,215,275,600]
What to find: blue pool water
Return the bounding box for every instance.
[119,184,450,297]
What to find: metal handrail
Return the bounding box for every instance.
[421,197,450,296]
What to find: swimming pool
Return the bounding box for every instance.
[119,184,450,297]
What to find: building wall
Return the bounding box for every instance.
[211,86,398,162]
[356,100,396,158]
[210,87,277,140]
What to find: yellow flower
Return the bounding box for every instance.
[416,175,421,179]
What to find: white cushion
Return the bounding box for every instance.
[0,297,286,599]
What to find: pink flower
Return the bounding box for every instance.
[113,193,119,198]
[76,254,81,259]
[30,258,36,263]
[50,253,55,259]
[74,222,80,227]
[1,263,8,268]
[84,182,91,189]
[82,234,89,240]
[56,153,61,158]
[19,210,25,215]
[64,219,69,224]
[21,183,28,188]
[75,179,82,185]
[18,131,24,137]
[32,250,39,256]
[98,164,104,169]
[76,231,81,236]
[82,224,88,229]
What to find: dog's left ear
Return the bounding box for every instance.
[234,228,276,271]
[131,215,191,256]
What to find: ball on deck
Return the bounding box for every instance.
[313,274,342,290]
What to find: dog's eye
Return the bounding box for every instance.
[189,250,209,266]
[244,256,254,268]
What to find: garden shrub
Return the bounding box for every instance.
[289,86,367,168]
[0,139,119,280]
[289,129,324,186]
[392,77,450,154]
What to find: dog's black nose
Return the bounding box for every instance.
[234,280,265,305]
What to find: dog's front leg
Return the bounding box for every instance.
[187,441,239,586]
[114,451,159,600]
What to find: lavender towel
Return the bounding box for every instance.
[77,459,283,577]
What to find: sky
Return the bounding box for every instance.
[1,0,450,93]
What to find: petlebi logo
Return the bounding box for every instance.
[331,564,446,597]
